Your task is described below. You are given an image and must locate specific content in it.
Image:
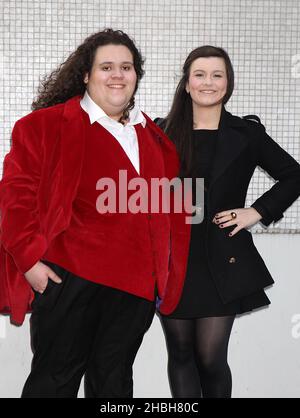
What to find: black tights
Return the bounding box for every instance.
[160,315,235,398]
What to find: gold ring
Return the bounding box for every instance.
[231,211,237,219]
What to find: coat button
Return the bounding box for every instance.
[229,257,236,264]
[152,271,156,277]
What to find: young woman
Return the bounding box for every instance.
[156,46,300,398]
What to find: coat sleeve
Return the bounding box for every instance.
[0,118,47,274]
[251,123,300,226]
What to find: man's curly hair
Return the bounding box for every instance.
[32,28,145,123]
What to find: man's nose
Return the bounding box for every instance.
[111,68,124,78]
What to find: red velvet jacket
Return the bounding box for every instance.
[0,96,190,324]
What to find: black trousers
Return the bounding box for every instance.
[22,260,155,398]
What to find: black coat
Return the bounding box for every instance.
[155,108,300,307]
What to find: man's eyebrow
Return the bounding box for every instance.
[98,61,134,65]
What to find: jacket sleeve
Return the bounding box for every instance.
[0,119,47,274]
[251,123,300,227]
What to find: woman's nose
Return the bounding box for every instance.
[203,77,213,85]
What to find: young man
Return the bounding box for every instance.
[0,29,184,398]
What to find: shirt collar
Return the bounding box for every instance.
[80,91,146,128]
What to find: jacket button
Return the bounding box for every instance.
[152,271,156,277]
[229,257,236,264]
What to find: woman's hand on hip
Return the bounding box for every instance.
[212,208,262,237]
[24,261,62,293]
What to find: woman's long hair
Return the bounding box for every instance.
[165,46,234,177]
[32,28,145,123]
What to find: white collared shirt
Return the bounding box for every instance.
[80,91,146,174]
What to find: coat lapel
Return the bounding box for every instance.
[142,113,180,180]
[210,107,249,188]
[60,96,86,224]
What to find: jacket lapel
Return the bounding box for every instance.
[60,96,86,223]
[210,107,249,188]
[142,113,180,179]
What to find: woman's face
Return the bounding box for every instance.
[186,57,228,108]
[84,44,137,120]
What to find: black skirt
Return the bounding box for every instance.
[166,218,270,319]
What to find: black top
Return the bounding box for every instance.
[191,129,218,214]
[192,129,218,186]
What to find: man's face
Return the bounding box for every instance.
[84,44,137,120]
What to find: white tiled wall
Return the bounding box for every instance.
[0,0,299,231]
[1,1,300,399]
